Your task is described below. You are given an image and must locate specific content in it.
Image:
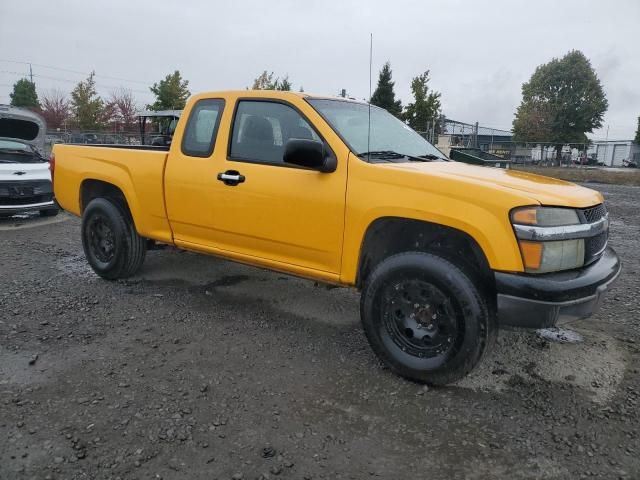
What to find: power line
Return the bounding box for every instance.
[0,69,153,96]
[0,59,151,85]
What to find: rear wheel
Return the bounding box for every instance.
[81,198,146,280]
[360,252,495,385]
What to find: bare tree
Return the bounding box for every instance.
[108,88,138,132]
[40,89,70,130]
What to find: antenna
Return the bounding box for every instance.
[367,33,373,163]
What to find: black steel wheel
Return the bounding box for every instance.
[381,279,463,363]
[81,198,146,280]
[87,213,117,264]
[361,252,495,385]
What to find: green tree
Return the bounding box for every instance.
[148,71,190,110]
[513,50,608,162]
[634,117,640,144]
[9,78,40,109]
[252,71,276,90]
[277,75,292,91]
[403,70,442,134]
[251,71,292,91]
[370,62,402,118]
[70,72,105,130]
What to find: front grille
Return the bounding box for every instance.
[582,203,607,223]
[580,203,608,265]
[0,193,53,206]
[0,180,53,207]
[585,231,607,265]
[0,180,52,196]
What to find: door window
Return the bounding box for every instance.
[229,101,320,165]
[181,99,224,157]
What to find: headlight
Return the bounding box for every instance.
[511,206,580,227]
[511,207,585,273]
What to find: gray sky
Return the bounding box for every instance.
[1,0,638,139]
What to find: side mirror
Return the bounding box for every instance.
[283,139,336,173]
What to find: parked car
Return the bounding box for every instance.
[52,90,620,385]
[0,105,59,217]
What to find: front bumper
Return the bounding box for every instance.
[0,200,56,215]
[0,179,55,214]
[495,247,621,328]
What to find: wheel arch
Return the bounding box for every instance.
[355,217,495,296]
[80,179,137,229]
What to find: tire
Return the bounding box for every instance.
[81,198,146,280]
[40,208,59,217]
[360,252,496,386]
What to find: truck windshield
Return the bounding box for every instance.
[307,99,447,161]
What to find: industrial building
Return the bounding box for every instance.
[587,140,640,166]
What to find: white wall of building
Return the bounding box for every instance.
[587,141,639,166]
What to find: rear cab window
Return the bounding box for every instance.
[181,99,225,157]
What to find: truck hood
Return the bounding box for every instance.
[0,105,46,153]
[384,161,603,208]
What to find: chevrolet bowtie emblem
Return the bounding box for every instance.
[12,171,27,176]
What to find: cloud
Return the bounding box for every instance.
[1,0,637,137]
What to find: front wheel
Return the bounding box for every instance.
[81,198,146,280]
[360,252,495,385]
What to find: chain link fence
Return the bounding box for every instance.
[418,119,618,167]
[46,118,637,168]
[44,129,171,155]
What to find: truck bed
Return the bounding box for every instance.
[53,144,173,242]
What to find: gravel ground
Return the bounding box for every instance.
[1,183,638,480]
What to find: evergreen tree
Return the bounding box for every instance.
[10,78,40,109]
[370,62,402,118]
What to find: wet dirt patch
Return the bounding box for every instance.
[203,274,250,289]
[54,253,95,279]
[458,327,626,404]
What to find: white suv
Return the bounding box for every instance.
[0,105,58,217]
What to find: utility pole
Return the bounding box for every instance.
[29,64,34,84]
[604,124,610,166]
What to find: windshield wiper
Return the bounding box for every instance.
[418,153,446,161]
[358,150,405,159]
[358,150,446,162]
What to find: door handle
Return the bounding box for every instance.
[217,170,245,186]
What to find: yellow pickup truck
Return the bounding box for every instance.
[52,90,621,385]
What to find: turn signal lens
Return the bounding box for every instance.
[512,207,537,225]
[518,241,543,270]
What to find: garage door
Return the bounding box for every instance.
[612,144,628,166]
[596,145,608,163]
